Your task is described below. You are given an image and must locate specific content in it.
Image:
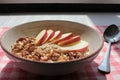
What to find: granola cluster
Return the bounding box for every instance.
[11,37,89,62]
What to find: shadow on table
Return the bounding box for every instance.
[1,61,107,80]
[87,14,120,26]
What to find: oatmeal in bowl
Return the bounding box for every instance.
[0,20,103,75]
[11,29,89,63]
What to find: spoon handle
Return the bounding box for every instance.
[98,42,111,73]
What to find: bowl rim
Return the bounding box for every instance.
[0,20,104,64]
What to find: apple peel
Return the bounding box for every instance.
[49,30,62,42]
[52,33,73,44]
[42,29,55,44]
[58,35,80,46]
[35,29,47,45]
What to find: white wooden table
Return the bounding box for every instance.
[0,13,120,28]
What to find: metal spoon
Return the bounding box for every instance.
[98,24,120,73]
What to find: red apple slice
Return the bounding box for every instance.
[61,40,88,52]
[58,35,80,46]
[52,33,73,44]
[35,29,48,45]
[49,30,62,42]
[42,29,55,44]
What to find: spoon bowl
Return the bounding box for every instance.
[104,24,120,43]
[98,24,120,73]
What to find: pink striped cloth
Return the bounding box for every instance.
[0,26,120,80]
